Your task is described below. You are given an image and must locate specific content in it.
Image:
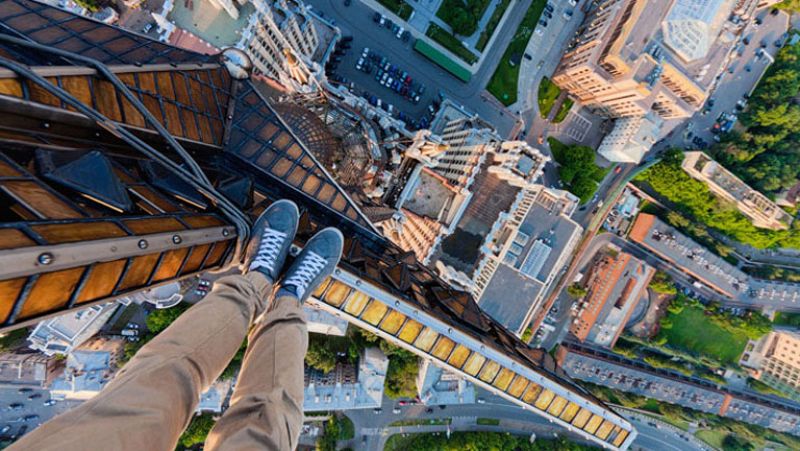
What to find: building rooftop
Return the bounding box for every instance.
[417,359,475,405]
[167,0,255,48]
[303,347,389,411]
[662,0,735,62]
[478,264,544,333]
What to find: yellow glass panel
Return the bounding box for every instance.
[608,426,622,444]
[613,429,629,447]
[596,420,614,440]
[312,277,332,300]
[344,291,370,316]
[361,300,388,325]
[379,310,406,335]
[522,384,542,404]
[462,352,486,376]
[584,414,603,434]
[447,345,471,369]
[478,360,500,383]
[507,376,529,398]
[534,389,555,410]
[572,408,592,428]
[323,280,349,307]
[547,396,568,416]
[413,327,438,352]
[431,336,455,360]
[560,402,580,422]
[397,319,423,343]
[492,368,514,391]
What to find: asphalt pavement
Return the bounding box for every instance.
[305,0,525,136]
[0,387,78,442]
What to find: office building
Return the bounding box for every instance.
[303,347,388,412]
[570,249,654,348]
[0,3,635,447]
[417,359,476,405]
[552,0,740,120]
[28,303,119,357]
[741,330,800,401]
[682,152,792,230]
[597,113,662,163]
[50,350,113,400]
[0,352,61,388]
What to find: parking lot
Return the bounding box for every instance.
[324,14,440,127]
[0,387,78,442]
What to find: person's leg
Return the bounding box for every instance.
[11,200,301,451]
[205,227,344,451]
[204,294,306,451]
[9,272,271,451]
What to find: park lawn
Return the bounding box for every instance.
[695,429,728,450]
[378,0,413,20]
[659,305,748,365]
[486,0,546,105]
[537,77,560,118]
[426,23,479,64]
[553,98,573,123]
[476,0,511,51]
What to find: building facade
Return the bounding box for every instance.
[0,2,635,447]
[596,113,662,163]
[741,330,800,401]
[682,152,793,230]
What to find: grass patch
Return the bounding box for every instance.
[537,77,561,118]
[553,98,573,123]
[390,418,452,426]
[378,0,414,20]
[695,429,727,449]
[486,0,546,105]
[476,0,511,52]
[426,23,479,65]
[748,377,785,398]
[477,418,500,426]
[414,39,471,82]
[657,302,748,365]
[436,0,491,36]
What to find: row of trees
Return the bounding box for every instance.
[385,431,595,451]
[635,149,800,249]
[712,31,800,194]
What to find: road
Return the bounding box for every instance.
[339,388,704,451]
[305,0,524,136]
[0,386,79,442]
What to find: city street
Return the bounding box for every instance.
[305,0,524,136]
[0,387,79,441]
[336,388,704,451]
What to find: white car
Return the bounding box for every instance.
[535,28,544,36]
[392,407,401,414]
[362,47,369,58]
[396,27,404,39]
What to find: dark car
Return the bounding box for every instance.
[342,35,353,42]
[523,53,532,61]
[17,388,32,394]
[538,19,548,27]
[27,393,41,400]
[22,414,38,422]
[8,403,23,410]
[373,12,381,22]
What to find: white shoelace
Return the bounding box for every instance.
[284,251,328,299]
[249,228,287,274]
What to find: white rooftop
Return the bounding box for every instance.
[662,0,735,61]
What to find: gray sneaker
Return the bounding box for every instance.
[244,199,299,283]
[277,227,344,302]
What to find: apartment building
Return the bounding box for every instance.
[682,152,793,230]
[596,113,662,163]
[552,0,739,120]
[741,330,800,401]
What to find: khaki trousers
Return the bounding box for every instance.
[11,272,307,451]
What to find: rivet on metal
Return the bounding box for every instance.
[138,239,148,249]
[172,235,182,244]
[37,253,53,265]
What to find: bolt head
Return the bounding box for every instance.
[172,235,182,245]
[37,253,53,265]
[138,239,148,249]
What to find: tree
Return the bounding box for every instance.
[649,271,677,295]
[722,433,754,451]
[146,303,189,334]
[547,138,607,203]
[305,337,337,374]
[566,283,587,299]
[177,414,215,449]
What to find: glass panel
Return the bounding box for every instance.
[19,267,84,319]
[547,396,568,417]
[560,402,580,422]
[321,280,348,306]
[478,360,500,383]
[343,291,369,316]
[583,414,603,434]
[612,429,629,447]
[492,368,514,391]
[76,260,126,303]
[0,278,27,322]
[447,344,471,369]
[361,300,388,326]
[117,253,160,290]
[462,353,486,376]
[522,383,542,404]
[534,389,555,410]
[397,319,423,343]
[430,336,455,361]
[571,408,592,428]
[507,376,529,398]
[379,310,406,335]
[413,327,438,353]
[595,420,614,440]
[153,248,190,282]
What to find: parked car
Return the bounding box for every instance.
[43,399,56,406]
[27,394,41,400]
[8,403,23,411]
